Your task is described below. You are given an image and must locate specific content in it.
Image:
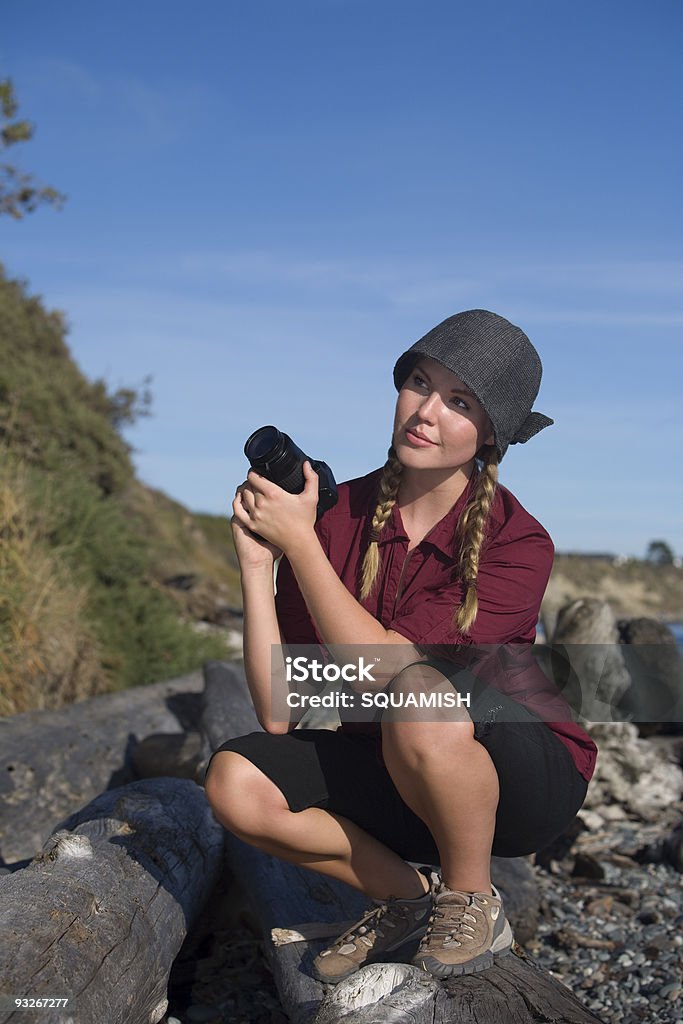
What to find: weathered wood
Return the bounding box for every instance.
[313,953,606,1023]
[0,777,224,1024]
[199,662,598,1024]
[225,833,369,1023]
[195,658,262,781]
[130,730,203,780]
[0,670,204,865]
[224,831,603,1024]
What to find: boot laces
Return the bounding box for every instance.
[325,899,405,954]
[425,893,488,947]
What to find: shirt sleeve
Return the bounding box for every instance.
[388,524,554,647]
[274,514,330,645]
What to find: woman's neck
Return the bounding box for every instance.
[397,462,475,543]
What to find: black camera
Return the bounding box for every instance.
[243,425,338,520]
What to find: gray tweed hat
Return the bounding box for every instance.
[393,309,553,462]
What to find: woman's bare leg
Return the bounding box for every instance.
[204,750,428,900]
[380,664,499,894]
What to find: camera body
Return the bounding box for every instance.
[244,425,338,519]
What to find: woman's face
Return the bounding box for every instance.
[392,357,495,473]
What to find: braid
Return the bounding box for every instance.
[359,446,403,601]
[453,446,499,635]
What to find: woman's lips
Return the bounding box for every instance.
[405,429,437,447]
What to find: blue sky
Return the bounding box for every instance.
[2,0,682,556]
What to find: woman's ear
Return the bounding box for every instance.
[476,440,497,462]
[480,412,495,449]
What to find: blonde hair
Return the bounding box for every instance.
[359,445,499,636]
[359,446,403,601]
[452,445,498,633]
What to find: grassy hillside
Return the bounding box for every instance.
[0,266,240,715]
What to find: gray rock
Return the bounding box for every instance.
[551,598,632,721]
[581,722,683,821]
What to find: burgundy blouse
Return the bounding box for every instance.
[275,468,597,782]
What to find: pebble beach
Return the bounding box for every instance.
[529,814,683,1024]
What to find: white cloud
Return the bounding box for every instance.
[23,57,217,148]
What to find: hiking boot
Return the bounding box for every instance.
[412,882,513,977]
[313,889,433,984]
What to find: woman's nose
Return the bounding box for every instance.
[417,391,441,421]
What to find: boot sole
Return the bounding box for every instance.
[412,921,514,978]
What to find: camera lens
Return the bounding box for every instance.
[244,425,283,465]
[244,425,306,493]
[242,424,337,514]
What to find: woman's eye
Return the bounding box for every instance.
[451,396,470,410]
[412,374,428,388]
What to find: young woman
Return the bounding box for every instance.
[204,309,597,983]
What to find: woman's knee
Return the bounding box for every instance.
[204,751,287,837]
[380,663,474,763]
[382,716,475,769]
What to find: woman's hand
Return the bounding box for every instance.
[231,507,282,571]
[231,461,319,565]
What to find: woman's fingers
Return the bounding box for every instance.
[302,460,320,500]
[234,480,257,514]
[232,491,253,524]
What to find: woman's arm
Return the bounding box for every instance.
[234,463,421,689]
[239,565,291,732]
[231,507,306,734]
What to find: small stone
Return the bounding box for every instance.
[644,932,669,954]
[578,809,605,830]
[659,983,682,999]
[587,895,614,915]
[637,908,662,924]
[572,852,606,879]
[601,804,628,821]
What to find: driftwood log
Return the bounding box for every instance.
[313,955,605,1024]
[0,670,204,865]
[196,658,262,779]
[0,777,224,1024]
[201,660,604,1024]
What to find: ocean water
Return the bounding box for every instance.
[669,621,683,647]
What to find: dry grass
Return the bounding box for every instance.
[542,554,683,638]
[0,459,105,715]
